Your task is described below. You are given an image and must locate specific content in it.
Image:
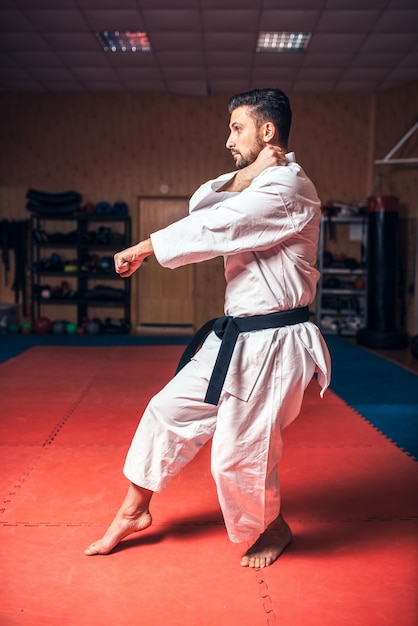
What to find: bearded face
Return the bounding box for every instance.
[234,136,265,169]
[226,106,266,170]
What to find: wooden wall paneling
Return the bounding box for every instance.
[1,86,417,331]
[137,197,193,327]
[373,82,418,218]
[290,93,372,205]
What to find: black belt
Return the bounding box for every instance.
[175,305,310,406]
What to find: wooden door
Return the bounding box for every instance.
[138,197,193,326]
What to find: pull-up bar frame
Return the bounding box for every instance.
[374,119,418,166]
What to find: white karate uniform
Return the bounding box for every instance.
[124,153,331,543]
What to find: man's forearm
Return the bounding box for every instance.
[217,169,254,193]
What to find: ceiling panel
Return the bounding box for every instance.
[360,33,417,52]
[0,52,16,66]
[351,52,404,67]
[207,65,251,79]
[205,50,253,65]
[258,10,321,32]
[136,0,198,8]
[150,32,203,50]
[82,10,146,32]
[57,50,111,66]
[387,0,418,6]
[202,0,262,8]
[71,66,119,81]
[43,81,85,92]
[262,0,323,8]
[0,0,417,95]
[142,9,201,31]
[296,67,343,80]
[161,65,204,80]
[77,0,137,7]
[42,32,102,51]
[84,80,124,91]
[13,0,78,7]
[315,10,381,32]
[334,81,377,92]
[400,51,418,67]
[166,79,207,96]
[27,66,77,81]
[252,66,301,80]
[253,52,304,69]
[203,32,256,49]
[210,78,252,93]
[308,33,367,53]
[1,79,44,91]
[293,80,337,92]
[326,0,386,7]
[201,10,260,31]
[0,65,30,80]
[373,9,418,32]
[10,50,64,66]
[116,66,160,81]
[342,66,389,80]
[107,51,158,67]
[301,52,353,67]
[125,79,165,91]
[23,10,90,31]
[0,9,35,31]
[155,50,206,66]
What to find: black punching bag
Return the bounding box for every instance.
[357,195,408,349]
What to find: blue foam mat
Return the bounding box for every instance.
[0,333,190,363]
[325,336,418,461]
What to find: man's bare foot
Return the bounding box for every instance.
[240,514,292,569]
[85,483,153,556]
[85,509,152,556]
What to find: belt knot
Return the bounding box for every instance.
[213,316,233,339]
[175,306,310,406]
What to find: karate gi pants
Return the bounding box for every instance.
[124,327,318,543]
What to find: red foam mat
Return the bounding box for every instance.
[0,346,417,626]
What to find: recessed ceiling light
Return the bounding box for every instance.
[96,31,152,52]
[256,32,311,53]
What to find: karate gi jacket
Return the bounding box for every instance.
[150,153,331,404]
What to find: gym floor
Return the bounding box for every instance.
[0,338,417,625]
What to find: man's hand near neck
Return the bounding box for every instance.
[218,144,287,193]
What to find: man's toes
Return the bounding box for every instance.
[84,542,100,556]
[84,540,111,556]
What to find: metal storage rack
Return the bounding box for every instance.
[316,215,368,335]
[30,213,131,332]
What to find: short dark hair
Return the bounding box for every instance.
[228,88,292,149]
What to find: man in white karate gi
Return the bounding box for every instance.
[85,88,331,568]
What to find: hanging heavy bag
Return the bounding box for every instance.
[357,195,408,349]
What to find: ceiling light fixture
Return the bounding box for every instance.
[96,31,152,52]
[256,32,311,53]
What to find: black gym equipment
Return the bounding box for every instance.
[26,189,83,216]
[357,195,408,349]
[411,335,418,359]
